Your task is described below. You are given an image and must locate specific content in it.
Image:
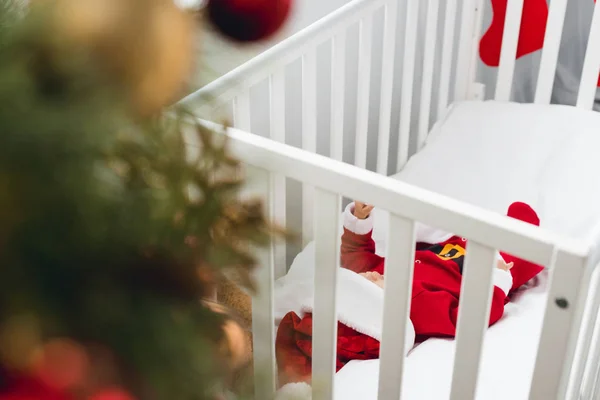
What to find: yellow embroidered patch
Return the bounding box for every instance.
[435,243,465,261]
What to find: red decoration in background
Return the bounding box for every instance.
[479,0,548,67]
[207,0,293,42]
[88,387,135,400]
[480,0,600,87]
[31,339,90,391]
[0,376,70,400]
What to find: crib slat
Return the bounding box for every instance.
[311,188,341,400]
[377,215,416,399]
[494,0,524,102]
[449,242,497,400]
[234,91,251,131]
[454,0,479,100]
[417,0,440,150]
[269,71,287,278]
[376,0,399,175]
[331,31,346,162]
[576,0,600,110]
[567,265,600,399]
[530,251,592,399]
[437,0,457,117]
[534,0,568,104]
[355,17,373,169]
[591,368,600,400]
[579,270,600,399]
[302,49,318,246]
[397,0,420,171]
[248,167,277,399]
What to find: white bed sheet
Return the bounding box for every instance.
[333,273,548,400]
[395,100,600,243]
[276,100,600,399]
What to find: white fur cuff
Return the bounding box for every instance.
[493,268,513,296]
[275,382,312,400]
[343,203,373,235]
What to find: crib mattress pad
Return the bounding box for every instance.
[394,100,600,244]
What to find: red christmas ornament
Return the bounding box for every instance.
[206,0,293,42]
[0,375,70,400]
[88,387,135,400]
[30,339,90,391]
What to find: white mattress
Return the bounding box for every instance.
[395,100,600,243]
[334,273,548,400]
[279,101,600,399]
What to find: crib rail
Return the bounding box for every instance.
[186,120,593,400]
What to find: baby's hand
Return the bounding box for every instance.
[353,201,374,220]
[359,271,384,288]
[496,259,514,272]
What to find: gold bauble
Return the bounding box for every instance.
[37,0,195,116]
[0,314,41,371]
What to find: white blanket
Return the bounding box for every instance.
[274,242,416,399]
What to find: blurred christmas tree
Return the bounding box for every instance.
[0,0,292,399]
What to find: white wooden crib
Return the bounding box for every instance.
[180,0,600,398]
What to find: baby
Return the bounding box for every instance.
[342,200,544,338]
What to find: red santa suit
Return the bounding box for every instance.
[275,201,543,387]
[341,201,544,338]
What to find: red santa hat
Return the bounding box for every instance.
[500,202,544,292]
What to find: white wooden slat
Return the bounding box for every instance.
[311,189,341,400]
[355,17,373,169]
[437,0,457,117]
[376,0,399,175]
[580,277,600,400]
[576,0,600,110]
[534,0,568,104]
[466,0,486,100]
[454,0,479,100]
[530,251,592,399]
[269,71,287,279]
[248,167,277,399]
[591,370,600,400]
[417,0,440,150]
[568,265,600,399]
[396,0,420,171]
[377,215,416,399]
[302,49,318,246]
[494,0,525,101]
[449,241,498,400]
[233,91,251,131]
[331,31,346,162]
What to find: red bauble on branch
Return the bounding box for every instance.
[88,387,135,400]
[206,0,293,42]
